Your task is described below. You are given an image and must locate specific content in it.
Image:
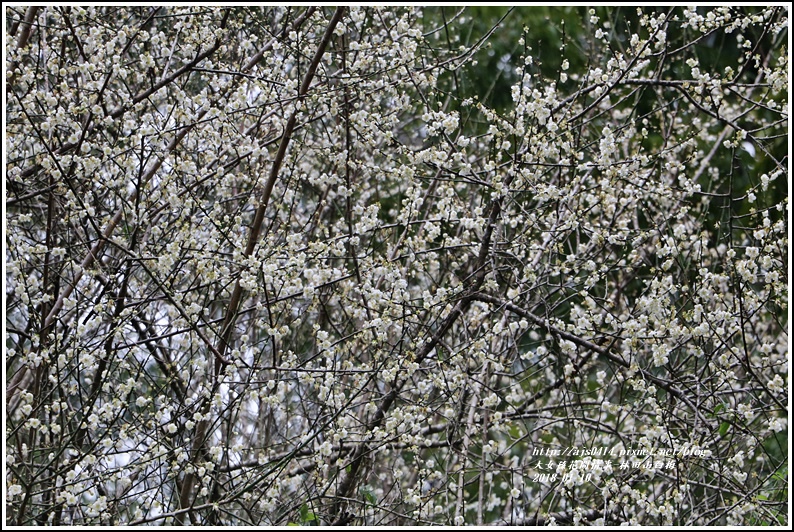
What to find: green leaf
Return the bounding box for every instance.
[718,422,730,437]
[298,503,318,525]
[360,487,377,506]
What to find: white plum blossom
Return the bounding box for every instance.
[5,5,786,527]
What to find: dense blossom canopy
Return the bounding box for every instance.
[5,5,789,526]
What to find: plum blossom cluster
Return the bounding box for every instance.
[5,5,788,527]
